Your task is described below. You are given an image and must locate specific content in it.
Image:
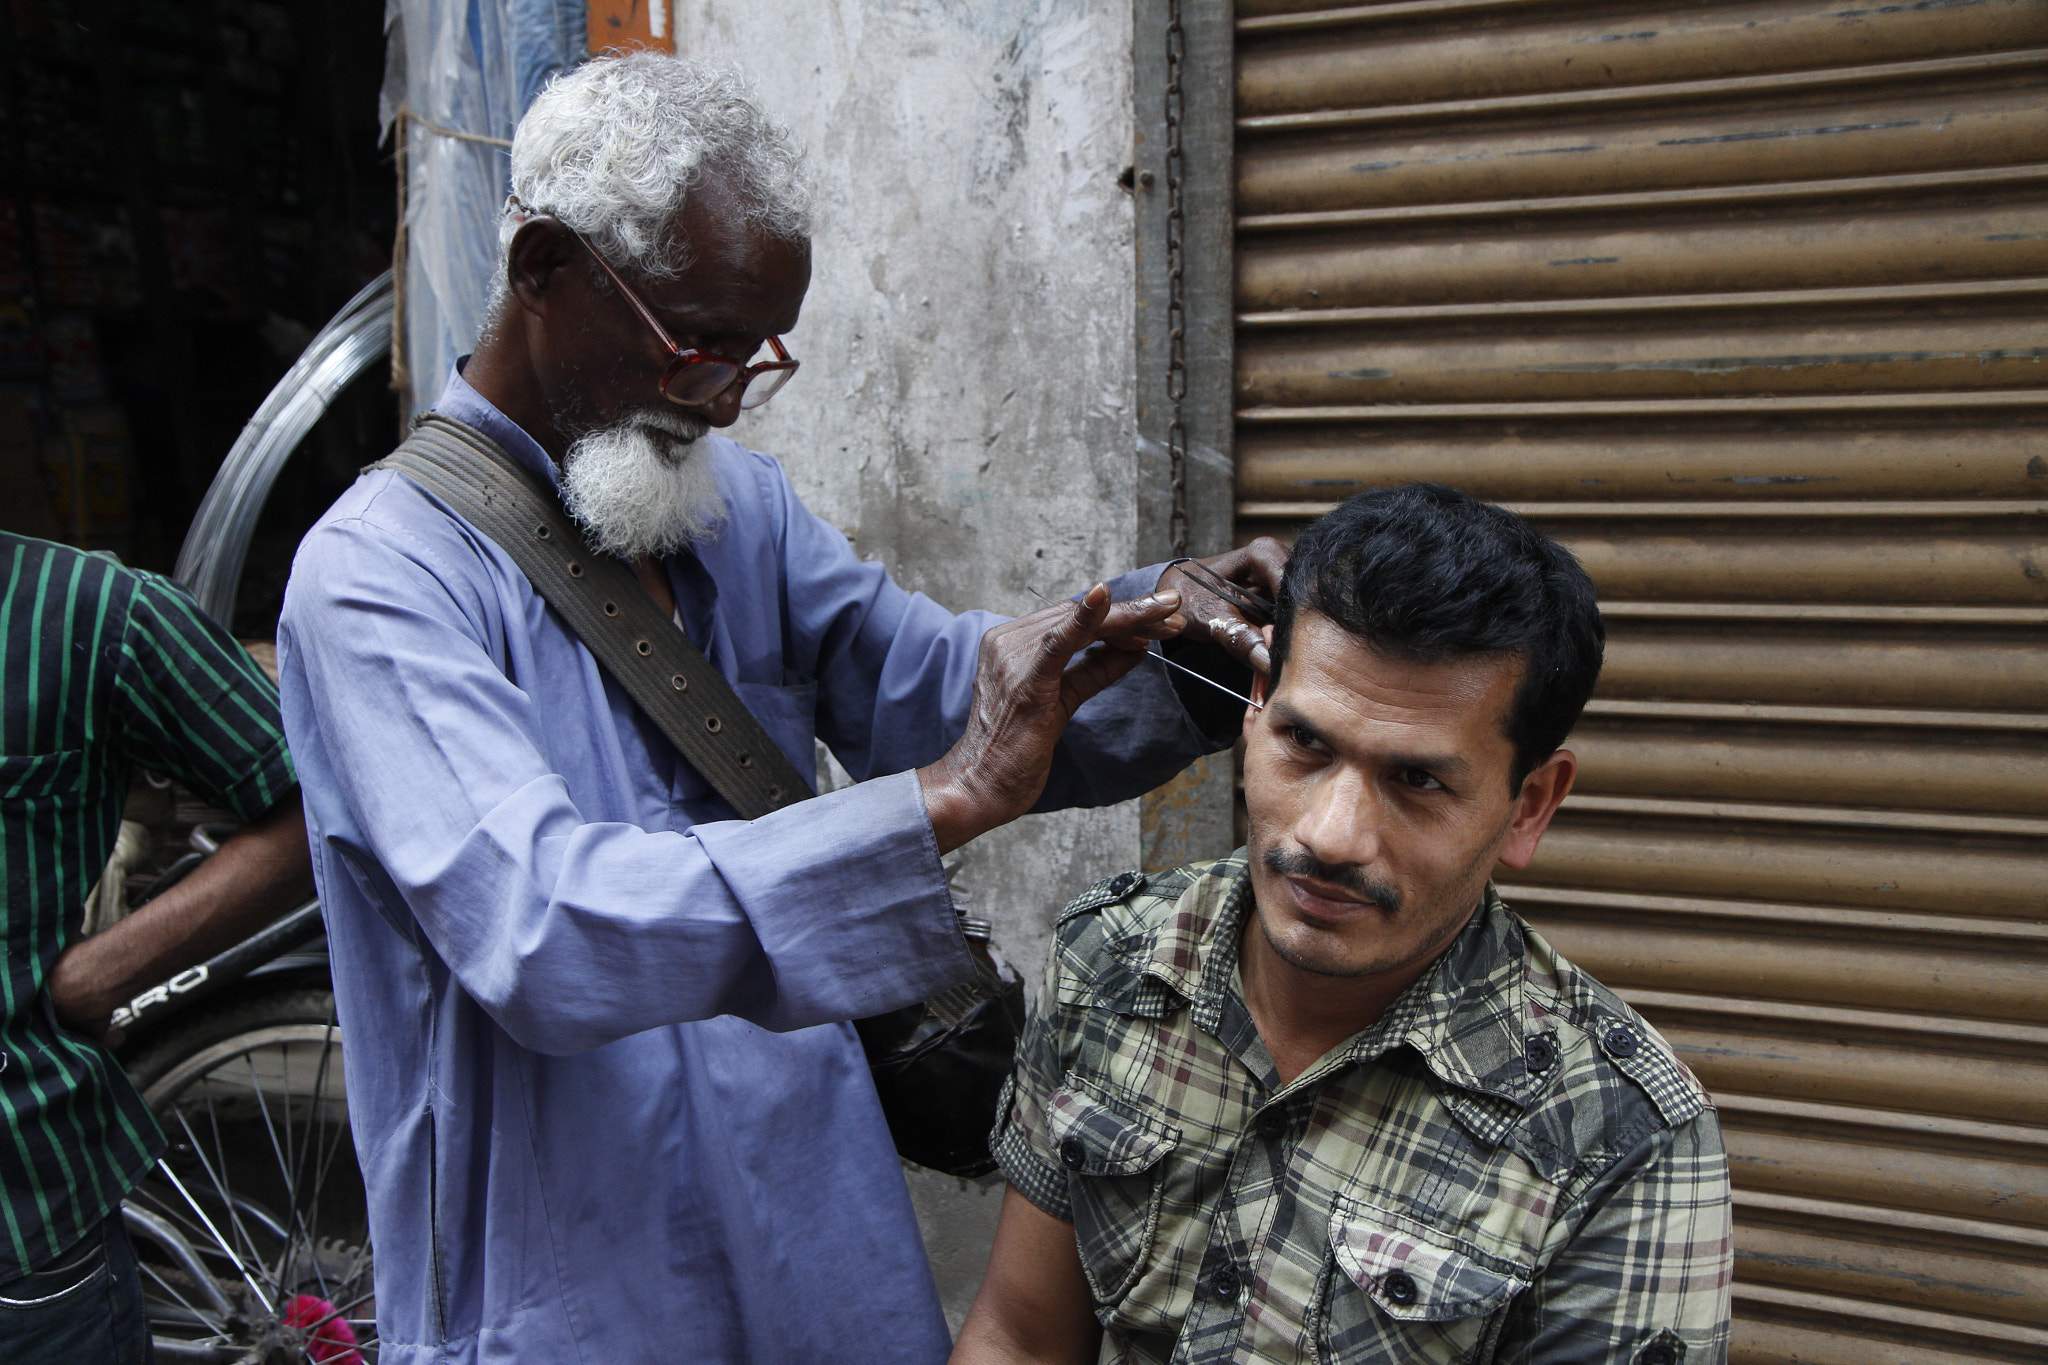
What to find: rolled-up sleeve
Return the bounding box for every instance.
[991,923,1076,1221]
[114,571,296,820]
[282,506,974,1055]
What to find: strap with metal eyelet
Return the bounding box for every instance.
[370,413,812,818]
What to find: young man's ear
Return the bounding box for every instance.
[1246,625,1275,717]
[1495,749,1576,870]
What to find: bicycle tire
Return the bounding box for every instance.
[123,986,377,1363]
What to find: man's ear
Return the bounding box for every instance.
[505,218,580,316]
[1495,748,1575,870]
[1247,625,1275,716]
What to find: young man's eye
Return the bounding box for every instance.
[1400,768,1444,792]
[1283,725,1324,753]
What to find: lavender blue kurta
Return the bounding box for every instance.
[276,372,1225,1365]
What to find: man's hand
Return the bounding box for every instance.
[918,584,1184,854]
[49,794,315,1045]
[1160,536,1288,674]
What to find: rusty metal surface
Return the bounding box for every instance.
[1239,201,2048,309]
[1236,314,2048,406]
[1530,910,2048,1022]
[1721,1110,2048,1227]
[1595,623,2047,710]
[1566,720,2048,812]
[1546,524,2048,604]
[1732,1202,2048,1328]
[1237,419,2048,502]
[1729,1301,2047,1365]
[1234,0,2048,1354]
[1634,1001,2048,1123]
[1523,817,2047,915]
[1237,1,2048,114]
[1240,84,2048,215]
[1228,517,2048,603]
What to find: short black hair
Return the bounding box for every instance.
[1268,483,1604,790]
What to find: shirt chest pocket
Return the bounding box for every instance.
[1047,1080,1180,1304]
[0,750,88,801]
[0,750,90,842]
[1318,1198,1528,1365]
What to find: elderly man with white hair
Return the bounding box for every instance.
[278,52,1278,1365]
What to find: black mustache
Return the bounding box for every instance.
[1261,844,1401,913]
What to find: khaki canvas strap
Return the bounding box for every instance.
[370,414,811,821]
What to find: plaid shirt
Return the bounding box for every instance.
[993,852,1731,1365]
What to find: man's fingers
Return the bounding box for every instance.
[1060,636,1159,710]
[1177,538,1288,606]
[1093,586,1181,631]
[1238,536,1288,598]
[1031,586,1182,654]
[1095,596,1185,642]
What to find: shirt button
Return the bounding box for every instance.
[1381,1270,1418,1306]
[1209,1264,1241,1301]
[1107,872,1140,897]
[1603,1024,1640,1059]
[1059,1136,1087,1170]
[1256,1109,1288,1141]
[1526,1032,1558,1074]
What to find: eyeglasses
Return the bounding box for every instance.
[570,229,799,411]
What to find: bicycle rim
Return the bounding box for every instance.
[131,1018,377,1363]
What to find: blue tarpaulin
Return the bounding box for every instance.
[382,0,586,413]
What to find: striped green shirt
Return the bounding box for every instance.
[1,533,294,1278]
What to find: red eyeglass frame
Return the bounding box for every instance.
[570,229,799,410]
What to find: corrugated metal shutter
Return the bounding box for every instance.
[1233,2,2048,1359]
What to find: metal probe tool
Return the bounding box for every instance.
[1024,585,1263,711]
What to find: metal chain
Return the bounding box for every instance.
[1164,0,1189,555]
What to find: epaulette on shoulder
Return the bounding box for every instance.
[1056,862,1203,924]
[1055,868,1151,927]
[1050,865,1208,1017]
[1552,956,1710,1132]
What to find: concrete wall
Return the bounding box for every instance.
[668,0,1141,1331]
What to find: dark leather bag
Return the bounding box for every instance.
[855,927,1025,1177]
[373,414,1021,1177]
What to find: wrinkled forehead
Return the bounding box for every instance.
[648,167,805,265]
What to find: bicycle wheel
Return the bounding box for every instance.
[122,987,376,1363]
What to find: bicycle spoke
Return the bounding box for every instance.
[293,1025,342,1302]
[135,1004,375,1362]
[238,1048,300,1290]
[272,1047,298,1235]
[128,1185,218,1252]
[155,1162,270,1305]
[171,1104,276,1298]
[247,1043,338,1304]
[198,1088,271,1286]
[230,1194,288,1242]
[307,1049,356,1265]
[135,1255,231,1341]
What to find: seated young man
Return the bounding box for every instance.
[953,484,1733,1365]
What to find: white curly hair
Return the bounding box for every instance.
[501,52,813,281]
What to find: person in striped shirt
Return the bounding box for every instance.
[1,532,312,1364]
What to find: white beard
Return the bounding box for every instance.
[560,409,724,560]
